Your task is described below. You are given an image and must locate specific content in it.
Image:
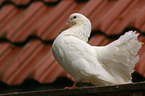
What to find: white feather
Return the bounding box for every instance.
[52,13,142,86]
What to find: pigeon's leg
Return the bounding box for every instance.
[65,82,77,89]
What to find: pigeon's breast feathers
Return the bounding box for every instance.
[62,13,91,42]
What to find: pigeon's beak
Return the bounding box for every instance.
[66,19,71,25]
[66,21,68,25]
[66,20,70,25]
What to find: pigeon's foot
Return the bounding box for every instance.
[65,86,78,89]
[65,82,78,89]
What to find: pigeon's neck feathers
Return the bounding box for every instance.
[63,19,91,42]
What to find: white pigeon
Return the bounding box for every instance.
[52,13,142,88]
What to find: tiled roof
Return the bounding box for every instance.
[0,0,145,85]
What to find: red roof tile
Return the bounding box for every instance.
[39,0,75,40]
[2,40,41,84]
[0,43,10,56]
[90,0,117,30]
[0,0,145,85]
[79,0,102,16]
[7,2,44,42]
[89,34,106,46]
[100,0,145,35]
[130,5,145,29]
[140,23,145,32]
[0,0,4,5]
[11,0,30,5]
[135,35,145,76]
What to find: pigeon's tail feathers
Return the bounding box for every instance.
[109,31,142,49]
[108,31,142,71]
[94,31,142,83]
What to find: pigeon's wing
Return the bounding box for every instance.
[93,31,142,83]
[53,35,116,84]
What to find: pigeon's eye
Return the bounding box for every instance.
[73,16,77,19]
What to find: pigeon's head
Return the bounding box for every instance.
[69,13,90,26]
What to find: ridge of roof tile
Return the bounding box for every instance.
[44,0,59,2]
[130,5,145,29]
[11,0,30,5]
